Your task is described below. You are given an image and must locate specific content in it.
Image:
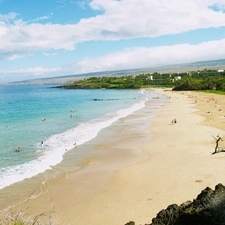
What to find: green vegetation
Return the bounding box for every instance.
[203,90,225,95]
[173,70,225,91]
[59,73,173,89]
[60,75,146,89]
[59,69,225,92]
[0,198,58,225]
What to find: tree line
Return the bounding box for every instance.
[59,69,225,91]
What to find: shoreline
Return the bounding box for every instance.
[21,90,168,224]
[0,89,160,207]
[2,88,225,224]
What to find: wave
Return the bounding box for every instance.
[0,94,149,190]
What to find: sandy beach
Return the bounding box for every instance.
[3,88,225,225]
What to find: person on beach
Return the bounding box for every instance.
[174,118,177,124]
[17,147,21,152]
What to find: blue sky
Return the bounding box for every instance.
[0,0,225,82]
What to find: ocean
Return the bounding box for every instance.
[0,85,165,191]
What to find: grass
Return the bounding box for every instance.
[202,90,225,95]
[0,195,59,225]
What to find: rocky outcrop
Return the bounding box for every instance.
[126,183,225,225]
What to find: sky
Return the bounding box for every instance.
[0,0,225,82]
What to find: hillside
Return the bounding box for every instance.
[4,58,225,86]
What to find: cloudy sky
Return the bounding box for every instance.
[0,0,225,82]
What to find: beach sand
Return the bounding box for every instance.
[3,89,225,225]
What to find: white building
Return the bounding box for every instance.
[174,76,181,80]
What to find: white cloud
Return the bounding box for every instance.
[56,0,68,9]
[74,38,225,73]
[0,12,18,22]
[0,66,62,82]
[0,21,78,60]
[1,66,61,76]
[32,16,51,22]
[43,52,58,56]
[0,0,225,61]
[76,0,89,9]
[1,0,225,82]
[86,0,225,38]
[1,38,225,82]
[8,54,27,60]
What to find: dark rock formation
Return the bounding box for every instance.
[126,183,225,225]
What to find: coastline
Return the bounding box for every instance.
[2,88,225,224]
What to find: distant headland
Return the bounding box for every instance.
[2,58,225,87]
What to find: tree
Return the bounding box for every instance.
[212,135,224,155]
[173,77,202,90]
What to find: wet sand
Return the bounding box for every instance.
[2,89,225,225]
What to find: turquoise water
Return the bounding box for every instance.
[0,85,162,189]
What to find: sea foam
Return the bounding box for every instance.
[0,96,147,189]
